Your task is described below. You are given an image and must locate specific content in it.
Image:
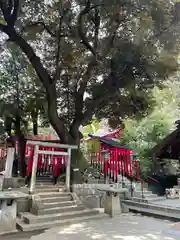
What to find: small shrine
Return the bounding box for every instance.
[84,128,140,183]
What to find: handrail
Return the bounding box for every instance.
[146,175,159,183]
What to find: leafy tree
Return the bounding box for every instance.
[0,46,47,135]
[0,47,48,175]
[121,87,179,175]
[1,0,180,177]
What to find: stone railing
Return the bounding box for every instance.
[72,184,105,208]
[165,188,180,199]
[72,183,129,209]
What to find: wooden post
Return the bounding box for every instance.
[66,148,71,191]
[30,145,39,194]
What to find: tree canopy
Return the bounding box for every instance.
[0,0,180,146]
[121,86,180,175]
[0,46,47,137]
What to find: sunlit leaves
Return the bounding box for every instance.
[121,87,179,174]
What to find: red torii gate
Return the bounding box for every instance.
[24,136,67,179]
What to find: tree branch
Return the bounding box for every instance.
[0,23,8,34]
[22,21,56,37]
[82,65,128,125]
[78,0,96,56]
[72,4,101,127]
[53,1,70,83]
[74,59,96,120]
[93,8,100,51]
[9,0,19,26]
[8,0,13,15]
[100,16,126,58]
[0,0,19,27]
[0,1,10,23]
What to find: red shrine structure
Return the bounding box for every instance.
[84,129,140,182]
[0,129,141,184]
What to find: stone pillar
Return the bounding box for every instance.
[0,175,4,191]
[4,148,15,178]
[104,191,122,217]
[0,199,17,234]
[30,145,39,194]
[66,148,71,191]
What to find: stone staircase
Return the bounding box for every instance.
[17,177,107,231]
[119,176,166,203]
[85,170,165,203]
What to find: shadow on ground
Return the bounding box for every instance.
[30,214,178,240]
[0,230,45,240]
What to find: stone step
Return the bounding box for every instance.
[35,184,65,189]
[133,191,152,197]
[16,213,108,232]
[142,193,158,198]
[146,196,166,202]
[132,196,166,203]
[123,200,180,221]
[38,192,71,198]
[36,178,52,181]
[21,209,100,224]
[41,195,72,203]
[38,205,85,215]
[35,188,60,193]
[43,200,76,209]
[132,197,148,203]
[36,180,52,183]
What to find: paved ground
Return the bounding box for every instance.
[0,230,44,240]
[25,214,180,240]
[2,213,180,240]
[152,199,180,208]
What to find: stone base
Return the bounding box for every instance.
[104,193,122,217]
[3,177,25,189]
[30,194,44,215]
[0,200,17,234]
[17,197,32,214]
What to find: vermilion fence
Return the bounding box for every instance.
[25,143,67,177]
[90,148,140,183]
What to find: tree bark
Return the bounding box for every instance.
[31,110,38,135]
[14,114,26,177]
[68,124,88,184]
[17,133,26,177]
[33,120,38,136]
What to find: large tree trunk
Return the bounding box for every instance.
[15,114,26,177]
[69,125,88,185]
[31,110,38,135]
[17,133,26,177]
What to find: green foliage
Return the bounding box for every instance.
[121,87,179,175]
[0,47,48,136]
[82,120,100,137]
[1,0,180,142]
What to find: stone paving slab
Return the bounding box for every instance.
[0,230,44,240]
[29,214,180,240]
[153,199,180,208]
